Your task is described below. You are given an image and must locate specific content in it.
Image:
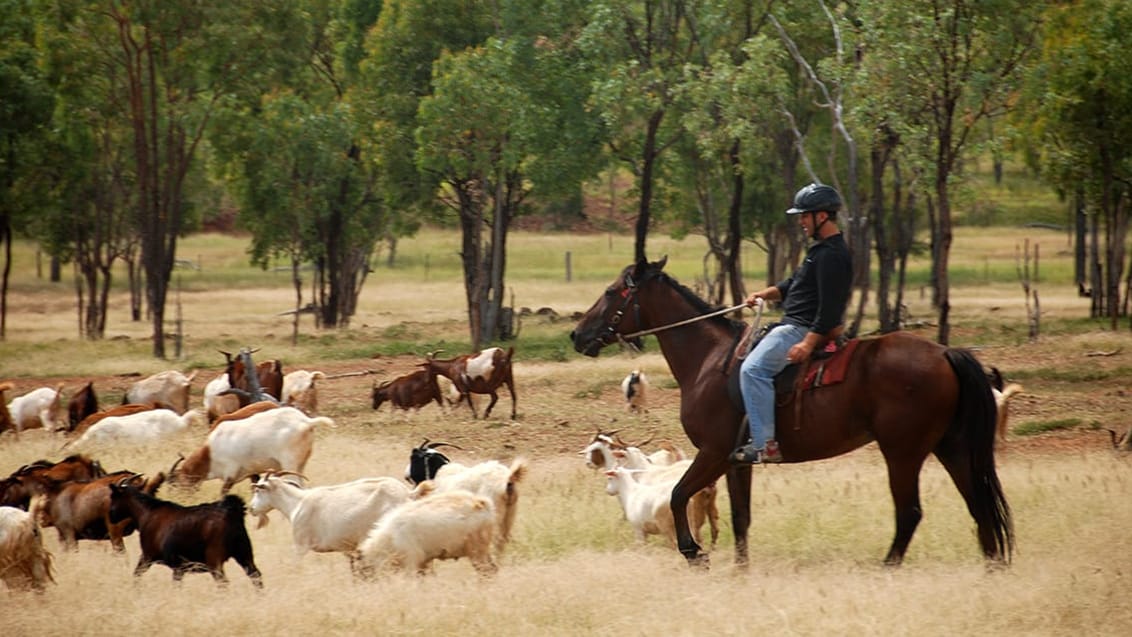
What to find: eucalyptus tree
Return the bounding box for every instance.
[1016,0,1132,328]
[580,0,706,263]
[211,1,388,331]
[416,35,603,346]
[42,1,307,357]
[855,0,1041,344]
[0,0,54,339]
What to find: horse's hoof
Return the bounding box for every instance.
[686,552,710,570]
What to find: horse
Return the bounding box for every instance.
[569,257,1013,568]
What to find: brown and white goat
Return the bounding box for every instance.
[420,346,517,419]
[170,406,330,495]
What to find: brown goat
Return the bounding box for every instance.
[35,471,165,552]
[371,369,443,412]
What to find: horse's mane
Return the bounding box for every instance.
[651,269,746,335]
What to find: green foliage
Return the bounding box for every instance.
[1012,418,1087,437]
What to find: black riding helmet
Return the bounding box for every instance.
[786,183,842,216]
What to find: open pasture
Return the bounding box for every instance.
[2,227,1131,635]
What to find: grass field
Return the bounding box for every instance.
[3,225,1131,635]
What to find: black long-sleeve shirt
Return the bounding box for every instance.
[775,233,853,335]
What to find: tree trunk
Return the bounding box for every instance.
[634,110,665,263]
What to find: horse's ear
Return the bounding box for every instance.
[652,255,668,271]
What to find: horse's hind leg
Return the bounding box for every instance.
[933,444,1008,562]
[880,454,927,566]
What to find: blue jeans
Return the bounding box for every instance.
[739,323,809,449]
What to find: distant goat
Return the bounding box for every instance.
[0,506,55,592]
[123,371,196,415]
[6,384,67,435]
[420,347,516,419]
[0,382,13,434]
[67,381,100,431]
[358,483,497,576]
[203,372,241,422]
[281,370,326,416]
[65,408,207,451]
[621,370,649,413]
[108,479,263,588]
[221,348,283,405]
[1,455,106,510]
[371,369,442,413]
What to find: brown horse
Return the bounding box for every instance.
[570,257,1013,568]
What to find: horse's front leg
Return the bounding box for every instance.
[671,451,728,568]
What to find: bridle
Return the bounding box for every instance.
[587,270,753,351]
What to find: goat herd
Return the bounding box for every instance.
[1,346,692,594]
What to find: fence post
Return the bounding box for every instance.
[565,251,572,282]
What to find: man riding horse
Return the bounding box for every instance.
[732,183,853,465]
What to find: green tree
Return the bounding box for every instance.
[0,0,54,338]
[1016,0,1132,328]
[857,0,1040,344]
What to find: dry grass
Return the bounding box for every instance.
[3,226,1132,634]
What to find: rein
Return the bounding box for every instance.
[618,300,762,347]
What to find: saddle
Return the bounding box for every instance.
[725,323,861,414]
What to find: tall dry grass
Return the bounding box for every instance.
[4,426,1132,636]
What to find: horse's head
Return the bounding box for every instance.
[570,257,667,356]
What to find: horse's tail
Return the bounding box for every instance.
[944,348,1014,563]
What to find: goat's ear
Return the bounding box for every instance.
[612,449,626,458]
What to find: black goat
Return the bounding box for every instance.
[108,480,262,588]
[406,439,463,485]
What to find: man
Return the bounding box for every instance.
[731,183,853,464]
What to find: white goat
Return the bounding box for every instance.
[248,472,411,572]
[358,483,497,576]
[170,406,332,494]
[64,408,207,451]
[0,505,55,592]
[6,384,66,435]
[604,466,677,546]
[581,432,719,548]
[203,372,240,422]
[993,382,1024,442]
[621,370,649,413]
[281,370,326,416]
[124,370,197,414]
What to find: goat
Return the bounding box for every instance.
[993,383,1024,442]
[358,483,497,577]
[34,471,165,552]
[169,406,330,495]
[67,381,100,431]
[65,408,207,451]
[405,440,526,555]
[2,455,106,510]
[420,347,517,419]
[108,479,263,588]
[0,382,13,434]
[604,466,678,546]
[221,348,283,404]
[0,506,55,592]
[581,430,718,548]
[123,370,197,415]
[621,370,649,413]
[371,369,442,413]
[281,370,326,416]
[203,372,241,422]
[6,383,67,434]
[248,471,411,572]
[70,402,174,438]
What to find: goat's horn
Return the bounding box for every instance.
[426,441,464,451]
[271,470,309,481]
[169,453,185,474]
